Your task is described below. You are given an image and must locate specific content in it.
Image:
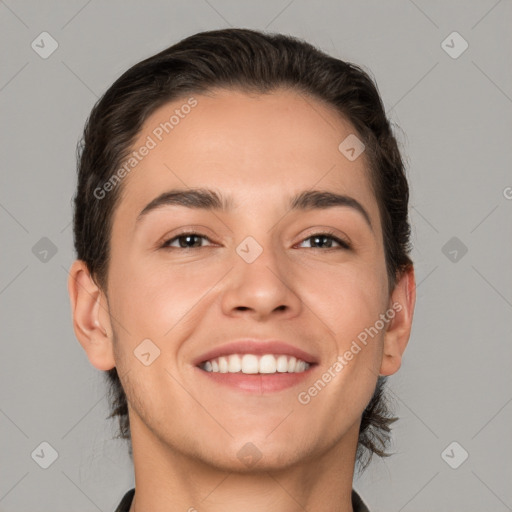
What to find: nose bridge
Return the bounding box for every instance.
[239,233,282,279]
[236,230,285,288]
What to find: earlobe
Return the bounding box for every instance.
[379,265,416,376]
[67,260,116,371]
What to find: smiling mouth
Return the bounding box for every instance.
[199,353,313,374]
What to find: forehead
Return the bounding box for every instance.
[113,88,378,226]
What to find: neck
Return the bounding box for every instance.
[127,419,360,512]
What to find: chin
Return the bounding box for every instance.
[199,434,312,474]
[204,447,307,474]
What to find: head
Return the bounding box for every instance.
[69,28,414,475]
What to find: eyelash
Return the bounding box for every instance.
[160,230,351,251]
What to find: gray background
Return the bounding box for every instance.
[1,1,511,511]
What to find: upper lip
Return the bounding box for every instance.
[192,340,319,366]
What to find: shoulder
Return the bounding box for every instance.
[352,488,371,512]
[113,488,135,512]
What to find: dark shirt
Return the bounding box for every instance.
[114,487,370,511]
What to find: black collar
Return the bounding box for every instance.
[114,487,370,511]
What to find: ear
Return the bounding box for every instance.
[379,265,416,376]
[67,260,116,371]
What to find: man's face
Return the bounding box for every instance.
[105,88,392,470]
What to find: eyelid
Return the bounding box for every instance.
[159,230,216,249]
[160,228,351,250]
[157,225,217,247]
[297,227,352,249]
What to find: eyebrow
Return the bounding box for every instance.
[136,187,373,231]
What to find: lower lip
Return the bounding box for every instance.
[195,366,316,393]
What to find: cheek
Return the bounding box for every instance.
[298,263,387,411]
[108,230,388,348]
[109,254,226,337]
[300,256,388,333]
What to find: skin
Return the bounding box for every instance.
[68,88,415,512]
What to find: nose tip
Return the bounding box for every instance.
[221,257,302,321]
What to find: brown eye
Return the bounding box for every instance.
[298,233,350,250]
[161,232,212,249]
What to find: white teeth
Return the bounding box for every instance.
[276,355,288,373]
[241,354,259,374]
[228,354,241,373]
[218,356,229,373]
[200,354,311,374]
[259,354,277,373]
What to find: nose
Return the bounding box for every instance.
[220,242,303,321]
